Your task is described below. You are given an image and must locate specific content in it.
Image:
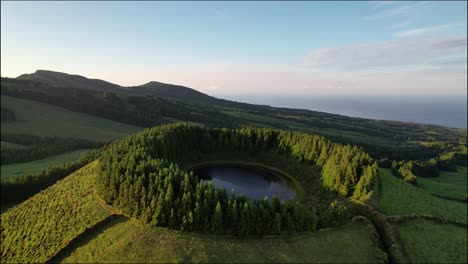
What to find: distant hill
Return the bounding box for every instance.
[17,70,219,105]
[128,81,219,105]
[17,70,124,93]
[3,69,467,161]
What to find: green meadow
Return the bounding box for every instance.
[377,168,467,223]
[1,96,141,141]
[1,149,90,180]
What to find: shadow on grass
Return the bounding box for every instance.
[47,215,129,263]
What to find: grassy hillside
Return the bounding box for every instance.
[1,149,89,180]
[416,166,467,200]
[377,168,467,223]
[0,162,112,263]
[1,96,141,141]
[0,159,386,263]
[60,219,384,263]
[4,72,466,162]
[393,220,467,263]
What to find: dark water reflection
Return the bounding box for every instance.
[195,165,295,201]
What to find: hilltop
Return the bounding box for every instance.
[17,70,219,105]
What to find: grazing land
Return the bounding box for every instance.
[60,218,384,263]
[0,149,90,180]
[416,166,467,200]
[377,168,467,223]
[393,220,467,264]
[1,95,141,141]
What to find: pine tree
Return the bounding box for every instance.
[273,213,282,235]
[210,202,223,234]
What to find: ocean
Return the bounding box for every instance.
[219,94,467,128]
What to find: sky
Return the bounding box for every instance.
[1,1,467,97]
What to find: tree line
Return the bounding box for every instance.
[388,149,466,184]
[96,123,377,235]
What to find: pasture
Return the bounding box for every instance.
[1,149,90,180]
[416,166,467,200]
[394,220,467,263]
[1,96,141,141]
[377,168,467,223]
[60,219,384,263]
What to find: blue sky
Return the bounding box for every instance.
[1,1,467,96]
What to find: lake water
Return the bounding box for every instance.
[194,165,295,201]
[219,94,467,128]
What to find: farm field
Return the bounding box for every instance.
[393,220,467,263]
[1,96,141,141]
[60,219,384,263]
[377,168,467,223]
[416,166,467,200]
[1,149,90,180]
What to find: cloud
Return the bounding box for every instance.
[304,35,467,71]
[364,1,436,21]
[364,2,423,20]
[393,23,461,37]
[430,57,467,67]
[435,36,468,49]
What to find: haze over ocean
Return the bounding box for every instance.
[220,95,467,128]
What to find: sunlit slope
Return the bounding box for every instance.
[1,160,384,263]
[377,168,467,223]
[60,219,384,263]
[0,162,112,263]
[1,96,141,141]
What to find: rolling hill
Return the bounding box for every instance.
[3,70,466,162]
[1,70,466,263]
[17,70,218,104]
[1,161,386,263]
[1,95,141,141]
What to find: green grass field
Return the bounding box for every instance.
[60,219,384,263]
[0,162,112,263]
[394,220,467,263]
[1,149,90,180]
[416,166,467,200]
[1,96,142,141]
[377,168,467,223]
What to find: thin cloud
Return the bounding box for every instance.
[364,1,432,20]
[393,24,457,37]
[304,35,467,70]
[430,57,467,67]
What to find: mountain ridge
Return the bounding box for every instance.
[16,70,218,104]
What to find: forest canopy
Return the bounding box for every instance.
[96,123,378,236]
